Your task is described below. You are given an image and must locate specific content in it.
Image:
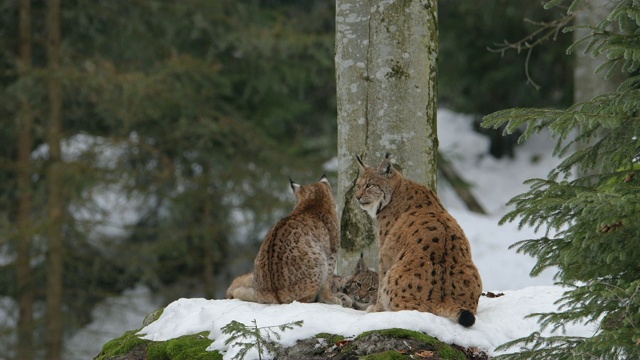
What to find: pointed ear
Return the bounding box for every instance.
[355,252,367,273]
[355,155,367,171]
[319,173,330,185]
[289,177,300,194]
[378,158,394,177]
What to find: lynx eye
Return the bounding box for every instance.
[355,282,362,288]
[369,287,377,292]
[365,184,374,190]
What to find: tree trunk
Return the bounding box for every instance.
[16,0,34,358]
[573,0,623,103]
[573,0,625,178]
[46,0,64,358]
[202,170,216,299]
[335,0,438,274]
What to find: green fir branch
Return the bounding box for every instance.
[220,319,303,360]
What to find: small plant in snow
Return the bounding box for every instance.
[220,319,303,360]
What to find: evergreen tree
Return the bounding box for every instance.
[0,0,338,357]
[483,0,640,358]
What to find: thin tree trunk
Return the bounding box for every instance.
[336,0,438,273]
[202,170,215,298]
[16,0,34,358]
[46,0,64,358]
[437,154,486,215]
[573,0,622,103]
[573,0,625,178]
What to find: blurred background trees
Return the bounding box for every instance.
[0,0,572,358]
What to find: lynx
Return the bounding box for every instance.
[355,154,483,327]
[253,175,348,306]
[342,253,379,310]
[227,271,351,306]
[226,272,255,301]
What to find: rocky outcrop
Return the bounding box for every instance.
[94,313,488,360]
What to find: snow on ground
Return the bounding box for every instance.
[74,109,575,358]
[139,286,596,359]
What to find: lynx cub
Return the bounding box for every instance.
[254,175,346,306]
[342,253,379,310]
[355,154,483,327]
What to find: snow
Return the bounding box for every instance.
[133,109,593,359]
[138,286,596,359]
[63,108,586,358]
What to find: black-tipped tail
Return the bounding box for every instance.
[458,310,475,327]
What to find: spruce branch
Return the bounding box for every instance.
[220,319,303,360]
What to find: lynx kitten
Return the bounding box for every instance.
[253,175,347,306]
[342,253,379,310]
[355,154,483,327]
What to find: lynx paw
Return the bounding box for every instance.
[338,293,353,308]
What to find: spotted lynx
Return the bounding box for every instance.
[355,154,482,327]
[227,271,350,305]
[254,175,348,306]
[342,253,378,310]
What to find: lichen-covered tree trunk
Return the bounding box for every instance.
[335,0,438,274]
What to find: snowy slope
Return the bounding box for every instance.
[72,109,576,358]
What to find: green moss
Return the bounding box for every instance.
[95,331,222,360]
[315,332,345,343]
[148,332,221,360]
[143,308,164,326]
[361,350,410,360]
[340,182,376,252]
[356,328,466,360]
[95,330,148,360]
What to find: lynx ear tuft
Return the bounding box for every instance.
[289,177,301,193]
[355,252,367,273]
[379,158,394,177]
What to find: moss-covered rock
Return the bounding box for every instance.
[94,331,221,360]
[272,328,482,360]
[94,330,149,360]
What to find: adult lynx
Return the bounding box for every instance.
[253,175,346,306]
[355,154,482,327]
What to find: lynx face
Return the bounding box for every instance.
[354,155,394,218]
[344,270,378,310]
[354,153,483,327]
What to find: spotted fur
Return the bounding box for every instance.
[355,154,482,327]
[254,175,348,306]
[342,253,379,310]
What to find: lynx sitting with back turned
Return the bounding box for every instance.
[253,175,348,306]
[355,154,482,327]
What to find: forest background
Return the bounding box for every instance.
[0,0,575,358]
